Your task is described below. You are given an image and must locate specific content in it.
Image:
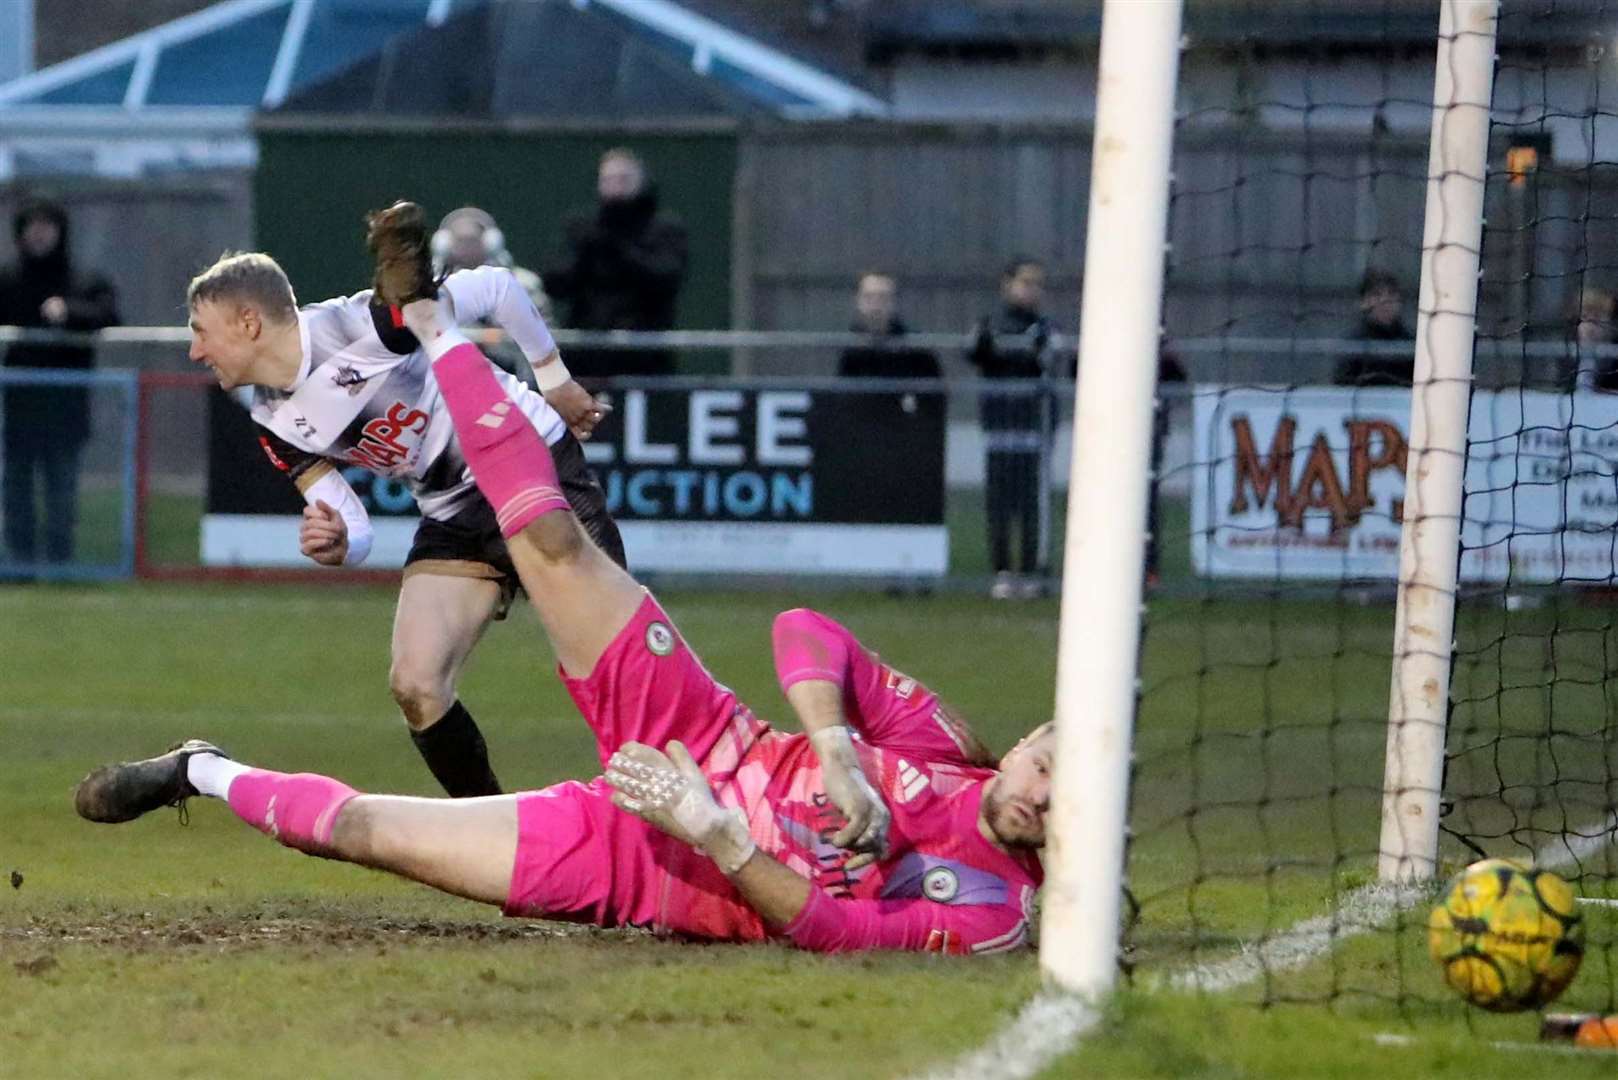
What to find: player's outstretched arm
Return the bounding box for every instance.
[602,740,1028,955]
[775,607,998,769]
[441,265,610,440]
[789,682,890,869]
[773,609,891,866]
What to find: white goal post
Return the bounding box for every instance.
[1041,0,1185,996]
[1042,0,1504,997]
[1378,0,1500,885]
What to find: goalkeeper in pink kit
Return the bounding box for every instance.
[74,204,1050,955]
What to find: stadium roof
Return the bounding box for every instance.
[0,0,887,177]
[269,0,885,120]
[0,0,458,111]
[0,0,885,117]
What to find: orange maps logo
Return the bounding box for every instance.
[346,402,429,473]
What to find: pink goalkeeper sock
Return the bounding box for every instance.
[430,340,570,537]
[226,769,359,855]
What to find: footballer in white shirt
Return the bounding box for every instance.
[185,230,624,798]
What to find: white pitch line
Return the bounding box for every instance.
[1162,813,1618,995]
[1535,811,1618,873]
[916,992,1102,1080]
[1372,1031,1597,1058]
[1157,882,1424,994]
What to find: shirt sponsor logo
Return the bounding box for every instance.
[344,401,429,474]
[645,621,675,656]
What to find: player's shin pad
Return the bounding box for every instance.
[431,341,570,538]
[226,770,359,855]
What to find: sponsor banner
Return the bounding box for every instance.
[1192,386,1618,582]
[615,522,946,575]
[204,385,947,574]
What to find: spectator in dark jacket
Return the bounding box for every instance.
[837,271,939,379]
[1,198,119,566]
[545,148,688,379]
[1573,286,1618,392]
[1334,268,1415,387]
[969,257,1058,599]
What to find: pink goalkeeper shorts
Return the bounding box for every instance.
[560,592,766,771]
[503,594,770,941]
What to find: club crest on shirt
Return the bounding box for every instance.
[645,621,675,656]
[332,363,368,396]
[922,866,959,903]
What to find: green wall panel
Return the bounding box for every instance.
[254,128,736,372]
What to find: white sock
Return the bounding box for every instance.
[400,299,466,361]
[187,753,250,800]
[421,325,471,363]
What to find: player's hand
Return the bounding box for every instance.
[545,379,611,441]
[40,296,67,325]
[810,726,891,870]
[299,499,348,566]
[606,740,756,874]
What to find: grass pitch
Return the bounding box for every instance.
[5,580,1618,1078]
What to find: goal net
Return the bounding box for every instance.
[1047,0,1618,1027]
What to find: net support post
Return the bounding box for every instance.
[1040,0,1183,996]
[1377,0,1499,885]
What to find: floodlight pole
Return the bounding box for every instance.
[1377,0,1500,884]
[1040,0,1183,996]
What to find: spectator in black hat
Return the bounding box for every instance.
[0,198,119,568]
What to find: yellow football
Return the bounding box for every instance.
[1427,858,1584,1012]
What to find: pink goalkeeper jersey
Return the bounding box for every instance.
[660,608,1042,955]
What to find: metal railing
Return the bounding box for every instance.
[2,324,1616,358]
[1,326,1613,588]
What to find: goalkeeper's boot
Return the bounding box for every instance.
[74,740,227,824]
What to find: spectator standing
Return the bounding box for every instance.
[432,206,551,388]
[1147,349,1188,588]
[837,272,939,379]
[434,206,551,321]
[1573,286,1618,392]
[1,197,119,568]
[545,148,689,379]
[1334,268,1415,388]
[968,258,1057,600]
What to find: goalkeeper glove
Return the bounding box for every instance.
[605,740,757,875]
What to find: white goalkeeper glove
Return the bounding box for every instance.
[810,726,890,871]
[605,741,757,875]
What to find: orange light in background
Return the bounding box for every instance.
[1507,144,1539,187]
